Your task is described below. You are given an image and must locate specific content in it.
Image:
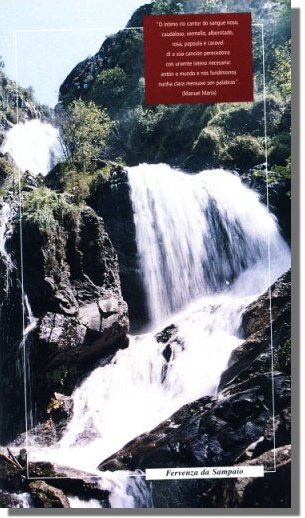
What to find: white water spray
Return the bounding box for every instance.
[1,119,63,176]
[21,165,290,502]
[4,163,290,508]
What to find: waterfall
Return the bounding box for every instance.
[17,164,290,509]
[1,119,63,177]
[128,163,290,327]
[19,295,39,431]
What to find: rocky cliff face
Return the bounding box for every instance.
[89,166,149,331]
[98,270,291,508]
[0,189,129,442]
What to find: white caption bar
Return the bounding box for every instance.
[146,466,264,480]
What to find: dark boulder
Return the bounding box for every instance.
[0,453,110,508]
[219,269,291,389]
[150,445,291,508]
[98,373,290,472]
[28,480,70,508]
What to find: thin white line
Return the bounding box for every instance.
[261,23,277,473]
[16,24,265,34]
[14,30,30,480]
[26,474,146,480]
[18,22,277,481]
[15,27,143,34]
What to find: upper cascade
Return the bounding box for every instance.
[1,119,63,177]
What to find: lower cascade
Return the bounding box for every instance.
[5,164,290,507]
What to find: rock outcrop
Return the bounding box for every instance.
[0,194,129,441]
[219,269,291,388]
[89,166,148,330]
[28,481,70,508]
[21,205,128,421]
[98,271,291,508]
[0,451,109,508]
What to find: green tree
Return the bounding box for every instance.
[199,0,224,12]
[152,0,184,14]
[59,99,114,172]
[90,66,127,110]
[272,40,291,99]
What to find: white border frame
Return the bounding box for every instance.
[13,21,277,481]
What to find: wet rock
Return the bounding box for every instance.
[29,480,70,508]
[37,294,128,370]
[47,392,73,427]
[155,324,178,345]
[151,445,291,508]
[199,445,291,508]
[27,462,110,505]
[219,269,291,389]
[17,449,28,467]
[98,271,291,508]
[0,451,24,492]
[99,373,290,472]
[38,312,87,354]
[7,205,129,427]
[0,454,110,508]
[0,210,25,442]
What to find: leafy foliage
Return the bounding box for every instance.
[221,135,265,171]
[0,157,15,180]
[271,41,291,99]
[152,0,184,14]
[22,187,79,231]
[278,338,291,374]
[90,66,127,110]
[59,99,114,172]
[253,157,291,185]
[45,159,113,204]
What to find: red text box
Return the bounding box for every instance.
[144,13,253,105]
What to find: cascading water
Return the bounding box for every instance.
[16,164,290,508]
[19,295,39,431]
[1,119,63,176]
[127,164,290,327]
